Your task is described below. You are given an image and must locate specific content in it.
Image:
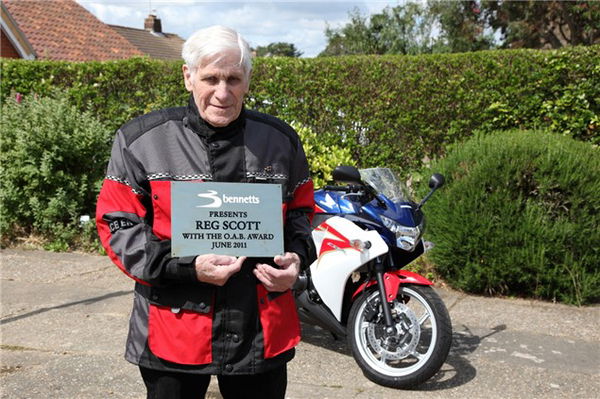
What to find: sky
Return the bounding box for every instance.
[75,0,409,57]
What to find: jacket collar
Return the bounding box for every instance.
[185,94,245,138]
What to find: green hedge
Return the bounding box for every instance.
[1,58,187,132]
[419,130,600,305]
[2,45,598,179]
[250,47,599,175]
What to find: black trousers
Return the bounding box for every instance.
[139,366,287,399]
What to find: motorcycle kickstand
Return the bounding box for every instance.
[374,257,397,336]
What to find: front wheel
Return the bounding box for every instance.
[347,284,452,389]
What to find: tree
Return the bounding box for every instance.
[374,2,437,54]
[254,42,303,57]
[320,9,380,56]
[320,5,435,56]
[319,1,600,56]
[482,0,600,49]
[428,0,495,53]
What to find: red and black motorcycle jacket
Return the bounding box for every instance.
[96,97,315,375]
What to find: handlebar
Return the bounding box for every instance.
[323,184,363,193]
[323,183,387,208]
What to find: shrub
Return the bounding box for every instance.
[0,92,112,249]
[292,122,355,188]
[420,130,600,305]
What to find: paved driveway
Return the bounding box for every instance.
[1,249,598,398]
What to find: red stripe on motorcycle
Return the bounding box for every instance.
[316,222,354,256]
[352,270,434,300]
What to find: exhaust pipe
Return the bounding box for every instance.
[295,290,346,338]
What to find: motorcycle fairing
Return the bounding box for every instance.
[309,216,388,321]
[314,190,343,213]
[352,270,434,300]
[315,188,423,248]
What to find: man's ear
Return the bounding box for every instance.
[182,64,193,92]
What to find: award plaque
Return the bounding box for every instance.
[171,182,284,257]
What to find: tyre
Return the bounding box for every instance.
[347,284,452,389]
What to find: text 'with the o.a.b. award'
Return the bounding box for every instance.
[171,182,283,257]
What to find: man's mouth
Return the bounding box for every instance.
[211,104,231,110]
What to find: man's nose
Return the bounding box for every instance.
[214,81,230,100]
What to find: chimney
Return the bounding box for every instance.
[144,13,162,33]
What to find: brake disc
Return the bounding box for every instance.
[365,302,420,360]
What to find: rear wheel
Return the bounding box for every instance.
[347,284,452,389]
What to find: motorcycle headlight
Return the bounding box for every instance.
[380,215,422,251]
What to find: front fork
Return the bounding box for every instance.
[357,254,434,333]
[374,256,397,335]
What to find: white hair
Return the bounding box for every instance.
[182,25,252,77]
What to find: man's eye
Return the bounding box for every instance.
[227,76,241,84]
[202,76,218,84]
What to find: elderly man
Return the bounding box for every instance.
[96,26,314,399]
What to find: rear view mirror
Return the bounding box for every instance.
[332,165,362,184]
[418,173,446,210]
[429,173,445,190]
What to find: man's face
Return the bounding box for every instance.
[183,51,249,127]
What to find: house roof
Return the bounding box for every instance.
[3,0,143,61]
[1,1,36,59]
[109,24,184,61]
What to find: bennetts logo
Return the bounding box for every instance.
[196,190,261,208]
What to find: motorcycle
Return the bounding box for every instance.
[294,165,452,389]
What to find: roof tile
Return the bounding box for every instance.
[109,24,184,61]
[4,0,143,61]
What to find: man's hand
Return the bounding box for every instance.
[253,252,301,292]
[194,254,246,286]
